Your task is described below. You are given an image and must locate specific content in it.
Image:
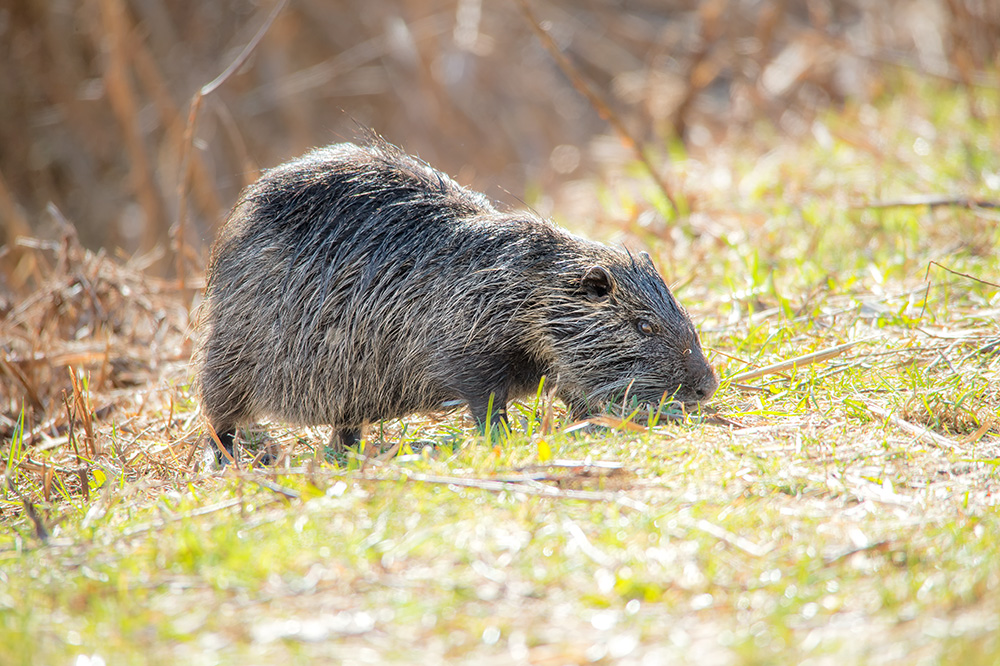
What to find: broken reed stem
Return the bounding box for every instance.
[925,260,1000,289]
[173,0,289,289]
[514,0,681,221]
[726,340,862,383]
[174,95,202,289]
[67,368,96,457]
[867,404,960,450]
[855,194,1000,210]
[100,0,166,255]
[584,414,649,434]
[129,27,224,227]
[63,391,81,464]
[205,422,236,467]
[0,167,31,241]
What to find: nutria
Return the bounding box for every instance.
[195,140,717,458]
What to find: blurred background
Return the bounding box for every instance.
[1,0,998,282]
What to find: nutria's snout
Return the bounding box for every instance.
[662,347,717,407]
[668,368,717,408]
[689,365,719,404]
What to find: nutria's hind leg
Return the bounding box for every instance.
[468,390,509,437]
[208,426,237,464]
[200,375,253,464]
[564,398,591,422]
[330,427,362,450]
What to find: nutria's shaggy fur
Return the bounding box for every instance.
[196,140,717,457]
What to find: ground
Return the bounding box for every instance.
[1,76,998,665]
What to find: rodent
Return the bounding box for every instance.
[194,139,717,459]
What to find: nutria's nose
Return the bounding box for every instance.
[694,368,719,402]
[691,385,712,402]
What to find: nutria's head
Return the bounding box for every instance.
[535,247,717,415]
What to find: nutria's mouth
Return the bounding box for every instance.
[602,398,719,426]
[578,392,714,420]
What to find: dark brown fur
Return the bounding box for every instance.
[195,141,717,457]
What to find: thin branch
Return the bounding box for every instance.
[925,260,1000,289]
[173,0,289,286]
[514,0,681,220]
[129,26,224,226]
[200,0,290,98]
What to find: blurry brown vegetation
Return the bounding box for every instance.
[1,227,191,470]
[1,0,998,284]
[1,1,999,477]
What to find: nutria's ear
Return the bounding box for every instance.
[579,266,614,302]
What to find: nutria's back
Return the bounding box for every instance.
[196,140,717,457]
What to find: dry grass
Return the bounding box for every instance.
[2,230,197,504]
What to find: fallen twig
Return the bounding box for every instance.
[853,195,1000,210]
[120,498,244,538]
[579,415,649,434]
[867,404,960,450]
[961,418,995,446]
[252,478,301,501]
[726,340,863,383]
[692,518,770,557]
[563,518,615,567]
[824,539,893,566]
[378,469,650,511]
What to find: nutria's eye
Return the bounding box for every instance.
[637,319,655,336]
